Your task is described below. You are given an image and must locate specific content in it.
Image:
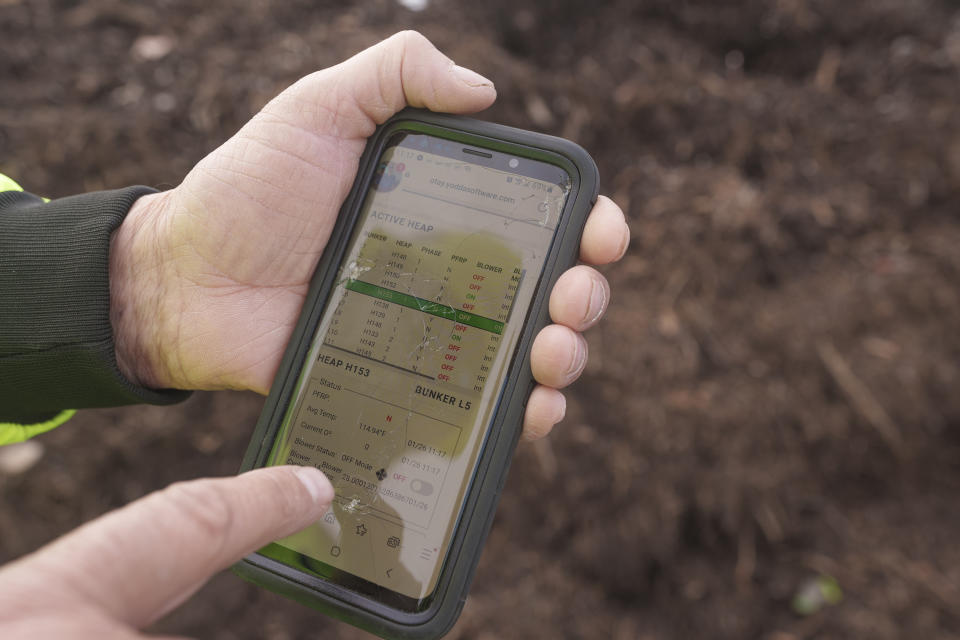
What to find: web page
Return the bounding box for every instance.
[266,134,570,601]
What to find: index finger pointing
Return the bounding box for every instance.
[580,195,630,265]
[10,466,333,628]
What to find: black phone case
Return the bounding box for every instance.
[233,108,599,639]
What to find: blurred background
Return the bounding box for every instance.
[3,0,960,638]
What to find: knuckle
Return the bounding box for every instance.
[156,480,235,541]
[395,30,430,49]
[262,470,306,523]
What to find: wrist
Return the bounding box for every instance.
[109,190,176,390]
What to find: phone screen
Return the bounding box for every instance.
[260,131,571,610]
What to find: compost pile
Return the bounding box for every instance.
[2,1,959,638]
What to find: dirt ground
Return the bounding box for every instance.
[3,0,960,638]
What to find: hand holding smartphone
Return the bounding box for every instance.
[235,109,599,639]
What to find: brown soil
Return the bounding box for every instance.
[3,1,960,638]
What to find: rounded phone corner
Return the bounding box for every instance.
[236,111,599,639]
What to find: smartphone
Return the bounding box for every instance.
[234,108,598,639]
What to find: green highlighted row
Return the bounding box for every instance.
[345,279,505,335]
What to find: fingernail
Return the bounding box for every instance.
[295,467,334,505]
[556,394,567,423]
[617,220,631,260]
[452,64,494,88]
[585,276,609,326]
[565,334,588,377]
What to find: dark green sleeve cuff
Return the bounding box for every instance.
[0,187,191,424]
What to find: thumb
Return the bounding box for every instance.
[275,30,496,132]
[6,466,332,628]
